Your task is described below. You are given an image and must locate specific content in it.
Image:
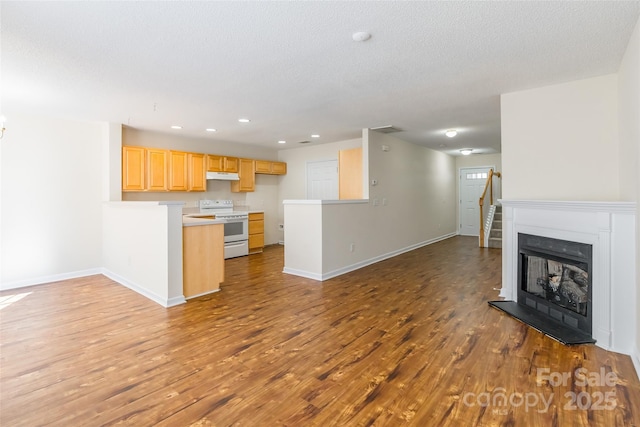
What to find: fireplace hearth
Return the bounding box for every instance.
[490,233,595,345]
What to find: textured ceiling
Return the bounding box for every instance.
[2,1,639,155]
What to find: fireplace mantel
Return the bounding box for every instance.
[499,199,636,356]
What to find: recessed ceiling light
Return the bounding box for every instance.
[238,118,250,123]
[171,125,182,130]
[445,129,457,138]
[352,32,372,42]
[460,149,473,155]
[206,128,217,132]
[278,140,286,144]
[311,134,320,138]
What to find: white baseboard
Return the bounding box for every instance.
[0,268,103,291]
[101,269,186,307]
[282,267,323,281]
[283,232,457,282]
[632,347,640,382]
[1,267,187,308]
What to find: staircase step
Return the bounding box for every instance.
[488,237,502,248]
[490,229,502,238]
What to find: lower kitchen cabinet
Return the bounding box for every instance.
[183,223,224,298]
[248,212,265,254]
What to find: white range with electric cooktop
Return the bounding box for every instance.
[184,200,249,259]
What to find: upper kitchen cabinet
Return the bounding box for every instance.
[207,154,239,173]
[188,152,206,192]
[231,158,255,192]
[122,146,146,191]
[168,150,189,191]
[339,147,363,199]
[255,160,287,175]
[147,148,169,191]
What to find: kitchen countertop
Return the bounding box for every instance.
[182,215,225,227]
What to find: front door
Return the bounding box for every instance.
[459,167,491,236]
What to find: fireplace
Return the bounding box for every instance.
[495,200,636,355]
[518,233,592,336]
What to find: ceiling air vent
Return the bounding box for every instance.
[298,140,311,144]
[370,125,402,134]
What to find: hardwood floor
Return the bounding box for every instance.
[1,236,638,426]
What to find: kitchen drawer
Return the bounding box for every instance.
[249,212,264,220]
[249,219,264,234]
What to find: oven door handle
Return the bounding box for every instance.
[225,241,247,248]
[223,218,247,223]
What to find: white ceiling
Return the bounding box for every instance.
[2,1,639,155]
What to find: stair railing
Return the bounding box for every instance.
[479,169,502,247]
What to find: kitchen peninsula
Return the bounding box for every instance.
[103,201,213,307]
[182,216,225,299]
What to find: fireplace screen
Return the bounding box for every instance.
[522,255,589,316]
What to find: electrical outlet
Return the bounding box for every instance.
[373,198,379,206]
[382,198,388,206]
[349,243,355,252]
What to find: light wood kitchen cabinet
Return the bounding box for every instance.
[271,161,287,175]
[122,146,146,191]
[224,156,239,173]
[169,150,189,191]
[255,160,287,175]
[183,223,224,298]
[207,154,239,173]
[207,154,223,172]
[188,152,206,192]
[248,212,265,253]
[147,148,168,191]
[231,158,255,192]
[339,147,363,199]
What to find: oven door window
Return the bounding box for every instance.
[224,221,245,238]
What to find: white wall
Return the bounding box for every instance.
[1,113,105,288]
[277,137,362,240]
[501,75,620,200]
[367,129,457,244]
[121,127,282,245]
[277,138,362,199]
[618,15,640,374]
[283,130,457,280]
[102,201,185,307]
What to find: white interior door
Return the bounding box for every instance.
[459,167,491,236]
[306,160,338,199]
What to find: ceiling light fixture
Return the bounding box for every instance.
[445,129,458,138]
[171,125,182,130]
[460,149,473,156]
[206,128,217,132]
[352,32,372,42]
[278,140,286,144]
[311,134,320,138]
[238,118,250,123]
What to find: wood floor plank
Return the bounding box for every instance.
[1,236,638,426]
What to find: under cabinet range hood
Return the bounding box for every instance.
[206,171,240,181]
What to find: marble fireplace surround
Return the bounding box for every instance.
[499,200,636,358]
